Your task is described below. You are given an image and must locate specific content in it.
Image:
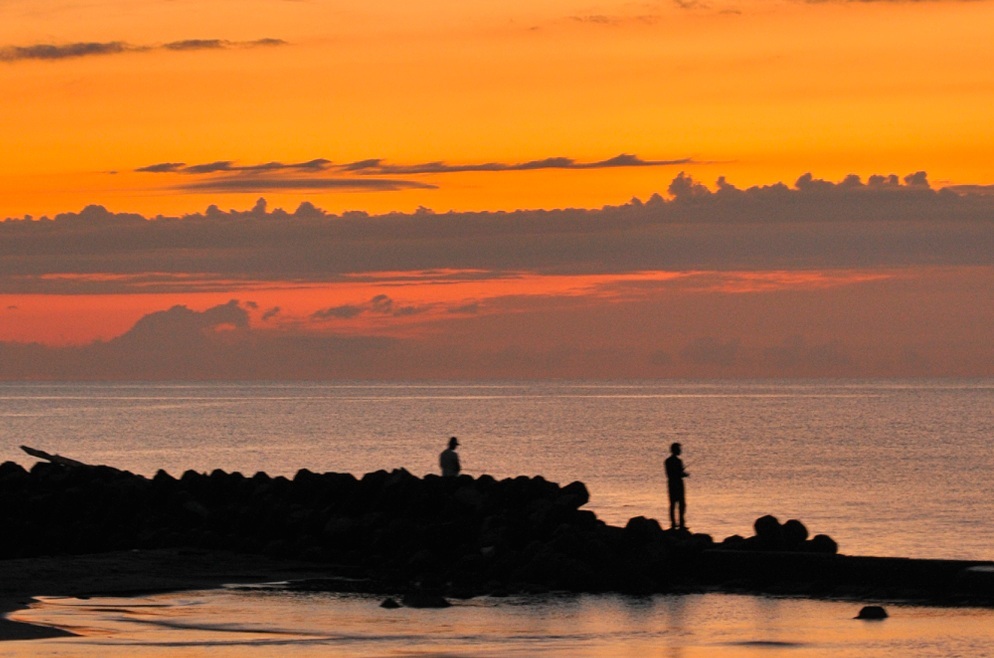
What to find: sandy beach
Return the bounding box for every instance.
[0,548,329,642]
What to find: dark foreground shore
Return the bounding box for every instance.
[0,548,330,641]
[3,456,993,641]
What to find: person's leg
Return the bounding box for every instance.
[677,499,686,529]
[668,498,677,529]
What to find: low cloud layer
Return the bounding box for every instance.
[0,38,286,63]
[2,278,990,379]
[0,301,395,380]
[2,171,991,294]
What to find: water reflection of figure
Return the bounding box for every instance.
[665,442,689,530]
[440,436,461,477]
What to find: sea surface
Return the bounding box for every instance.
[2,379,993,655]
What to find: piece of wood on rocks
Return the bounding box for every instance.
[20,445,88,468]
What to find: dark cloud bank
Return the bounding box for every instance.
[2,171,992,380]
[2,172,992,294]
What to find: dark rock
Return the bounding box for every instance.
[624,516,665,544]
[30,461,64,481]
[782,519,809,547]
[956,565,994,593]
[182,499,211,521]
[856,605,888,620]
[406,548,441,573]
[754,515,782,538]
[401,592,451,608]
[380,598,401,609]
[14,456,967,604]
[153,469,176,484]
[558,481,590,509]
[573,510,600,528]
[263,539,292,558]
[180,469,202,484]
[454,485,484,512]
[807,534,838,554]
[0,461,28,480]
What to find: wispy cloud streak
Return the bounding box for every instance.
[133,154,694,191]
[137,159,333,175]
[344,153,693,175]
[179,177,436,193]
[0,38,286,63]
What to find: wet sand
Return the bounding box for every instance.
[0,549,330,641]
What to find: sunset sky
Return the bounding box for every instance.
[1,0,992,379]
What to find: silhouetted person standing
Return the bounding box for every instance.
[665,441,689,530]
[440,436,461,477]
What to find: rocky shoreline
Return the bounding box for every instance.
[2,455,993,621]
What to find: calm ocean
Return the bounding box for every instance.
[3,379,993,656]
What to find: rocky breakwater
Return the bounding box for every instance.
[1,456,991,604]
[702,514,994,605]
[0,459,711,594]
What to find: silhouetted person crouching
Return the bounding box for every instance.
[665,441,689,530]
[440,436,461,477]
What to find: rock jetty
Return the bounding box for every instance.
[1,455,991,605]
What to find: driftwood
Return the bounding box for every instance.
[20,445,88,469]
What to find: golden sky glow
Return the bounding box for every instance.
[1,0,992,379]
[4,0,994,217]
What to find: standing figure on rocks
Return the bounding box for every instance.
[439,436,461,477]
[665,441,689,530]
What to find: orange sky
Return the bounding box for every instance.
[3,0,994,218]
[1,0,992,379]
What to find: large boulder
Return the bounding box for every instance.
[782,519,809,548]
[753,515,784,549]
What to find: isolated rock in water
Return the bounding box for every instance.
[856,605,888,620]
[380,598,402,609]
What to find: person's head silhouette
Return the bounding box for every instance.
[670,442,681,456]
[448,436,459,450]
